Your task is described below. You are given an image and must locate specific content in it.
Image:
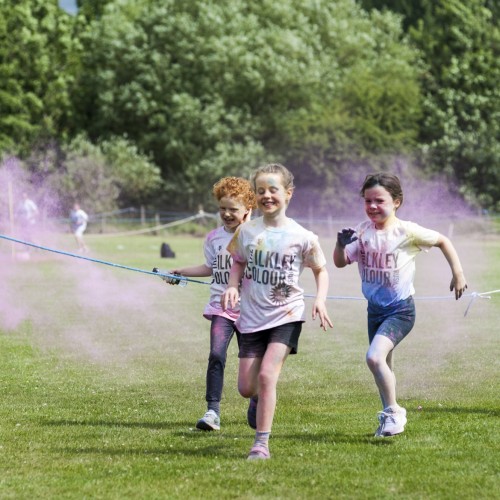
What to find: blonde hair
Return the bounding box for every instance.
[251,163,295,191]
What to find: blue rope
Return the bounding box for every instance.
[0,234,211,286]
[1,233,497,317]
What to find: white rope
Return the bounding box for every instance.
[463,289,498,317]
[91,212,216,237]
[305,289,499,317]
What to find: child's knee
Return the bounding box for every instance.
[366,351,381,370]
[208,351,226,366]
[257,367,278,389]
[238,376,256,398]
[238,383,254,398]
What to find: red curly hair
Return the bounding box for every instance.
[212,177,256,209]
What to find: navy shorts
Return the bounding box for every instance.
[367,296,416,347]
[238,322,303,358]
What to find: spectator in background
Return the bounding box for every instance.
[70,203,89,253]
[17,192,39,249]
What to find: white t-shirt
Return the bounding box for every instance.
[70,208,89,228]
[72,208,88,235]
[203,225,239,321]
[21,198,38,224]
[74,209,88,226]
[345,219,440,307]
[228,217,326,333]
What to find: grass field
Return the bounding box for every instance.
[0,230,498,499]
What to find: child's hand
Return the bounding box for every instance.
[152,267,183,285]
[164,273,184,285]
[312,301,333,331]
[221,286,239,310]
[450,274,468,300]
[337,228,358,248]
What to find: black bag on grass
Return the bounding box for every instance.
[160,242,176,258]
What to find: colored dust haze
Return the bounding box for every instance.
[0,158,200,367]
[0,247,198,366]
[289,158,493,401]
[0,156,495,388]
[289,158,477,229]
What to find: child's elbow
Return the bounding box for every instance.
[435,234,452,250]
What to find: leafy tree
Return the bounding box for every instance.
[72,0,422,212]
[59,136,119,215]
[412,0,500,210]
[23,136,119,217]
[76,0,113,20]
[0,0,75,153]
[358,0,431,31]
[100,136,163,207]
[23,135,163,217]
[359,0,500,210]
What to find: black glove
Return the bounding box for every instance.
[337,228,358,248]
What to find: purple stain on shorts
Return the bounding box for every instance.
[367,296,416,346]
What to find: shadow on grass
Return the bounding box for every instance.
[50,444,247,459]
[42,418,392,442]
[49,436,394,459]
[42,418,194,430]
[412,406,499,417]
[280,431,396,446]
[42,418,398,457]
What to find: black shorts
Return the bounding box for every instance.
[238,322,303,358]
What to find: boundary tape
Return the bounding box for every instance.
[1,233,497,317]
[0,234,211,286]
[90,212,217,237]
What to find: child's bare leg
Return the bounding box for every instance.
[75,234,83,250]
[241,343,291,459]
[238,357,261,399]
[256,342,291,432]
[366,335,398,409]
[378,350,396,408]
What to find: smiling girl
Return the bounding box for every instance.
[333,173,467,437]
[222,163,333,460]
[166,177,256,431]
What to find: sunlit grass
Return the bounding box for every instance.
[0,233,498,498]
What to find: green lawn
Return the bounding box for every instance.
[0,232,498,499]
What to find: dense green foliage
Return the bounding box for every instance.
[73,0,421,210]
[19,135,162,215]
[0,0,75,153]
[412,0,500,210]
[360,0,500,210]
[76,0,113,20]
[0,0,498,213]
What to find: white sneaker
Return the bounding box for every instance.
[377,407,407,436]
[196,410,220,431]
[374,411,386,437]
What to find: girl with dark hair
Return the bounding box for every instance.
[334,173,467,437]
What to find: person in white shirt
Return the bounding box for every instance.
[165,177,255,432]
[18,192,39,248]
[222,163,333,460]
[334,173,467,438]
[70,203,89,252]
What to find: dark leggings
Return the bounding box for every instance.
[206,315,241,403]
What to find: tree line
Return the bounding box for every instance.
[0,0,498,216]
